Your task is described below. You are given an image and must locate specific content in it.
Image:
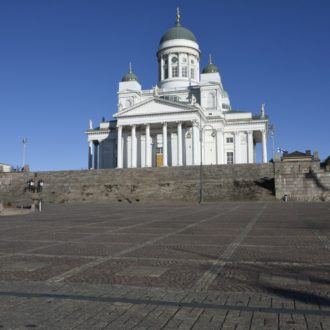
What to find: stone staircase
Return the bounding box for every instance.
[0,164,275,205]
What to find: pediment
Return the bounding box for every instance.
[114,97,197,118]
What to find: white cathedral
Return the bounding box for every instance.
[86,10,269,169]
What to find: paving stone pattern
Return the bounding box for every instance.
[0,202,329,329]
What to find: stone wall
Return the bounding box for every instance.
[274,160,330,202]
[0,164,275,205]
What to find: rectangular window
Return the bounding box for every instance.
[227,152,234,164]
[226,137,234,143]
[164,68,168,79]
[191,68,195,79]
[182,66,188,77]
[172,66,178,77]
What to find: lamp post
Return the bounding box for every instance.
[199,121,216,204]
[22,138,28,169]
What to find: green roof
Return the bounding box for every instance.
[160,25,197,44]
[121,63,139,82]
[121,72,138,82]
[202,63,219,73]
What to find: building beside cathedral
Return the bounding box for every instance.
[86,10,269,169]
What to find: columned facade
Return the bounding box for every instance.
[86,10,270,169]
[111,122,268,169]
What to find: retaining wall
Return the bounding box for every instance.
[0,164,275,205]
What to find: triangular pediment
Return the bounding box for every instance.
[114,97,197,118]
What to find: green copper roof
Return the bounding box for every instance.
[160,26,197,44]
[160,8,197,44]
[202,63,219,73]
[121,72,138,82]
[202,54,219,73]
[121,63,139,82]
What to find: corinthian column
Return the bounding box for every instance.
[145,124,151,167]
[262,130,268,163]
[163,122,168,166]
[117,125,123,168]
[131,125,137,168]
[177,122,183,166]
[88,141,93,169]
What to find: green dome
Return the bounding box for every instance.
[121,63,138,82]
[121,72,138,82]
[202,63,219,73]
[160,25,197,44]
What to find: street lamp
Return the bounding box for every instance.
[199,122,216,204]
[22,138,28,169]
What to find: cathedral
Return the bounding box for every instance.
[86,10,269,169]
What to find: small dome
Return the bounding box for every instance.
[203,54,219,73]
[121,63,138,82]
[202,54,219,73]
[159,8,197,44]
[202,63,219,74]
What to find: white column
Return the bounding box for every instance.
[145,124,152,167]
[168,54,172,79]
[262,129,268,163]
[94,142,99,169]
[117,125,123,168]
[177,122,183,166]
[131,125,137,168]
[234,132,240,164]
[216,129,224,164]
[162,122,168,166]
[88,141,93,169]
[248,131,254,164]
[160,56,164,81]
[192,121,200,165]
[98,140,103,169]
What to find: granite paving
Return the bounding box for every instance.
[0,202,329,329]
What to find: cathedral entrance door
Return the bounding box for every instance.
[156,154,163,167]
[156,147,163,167]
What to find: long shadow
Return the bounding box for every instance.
[262,285,330,307]
[305,170,330,191]
[254,177,275,195]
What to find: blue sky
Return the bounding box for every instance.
[1,0,329,171]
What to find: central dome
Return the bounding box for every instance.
[160,26,197,44]
[159,8,197,45]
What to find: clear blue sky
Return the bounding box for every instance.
[1,0,329,171]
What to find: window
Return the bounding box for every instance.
[222,104,230,110]
[164,68,168,79]
[226,137,234,143]
[172,66,178,77]
[227,152,234,164]
[182,66,188,77]
[182,57,187,63]
[191,68,195,79]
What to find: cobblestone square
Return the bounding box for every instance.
[0,202,329,329]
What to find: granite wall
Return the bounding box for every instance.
[0,164,275,205]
